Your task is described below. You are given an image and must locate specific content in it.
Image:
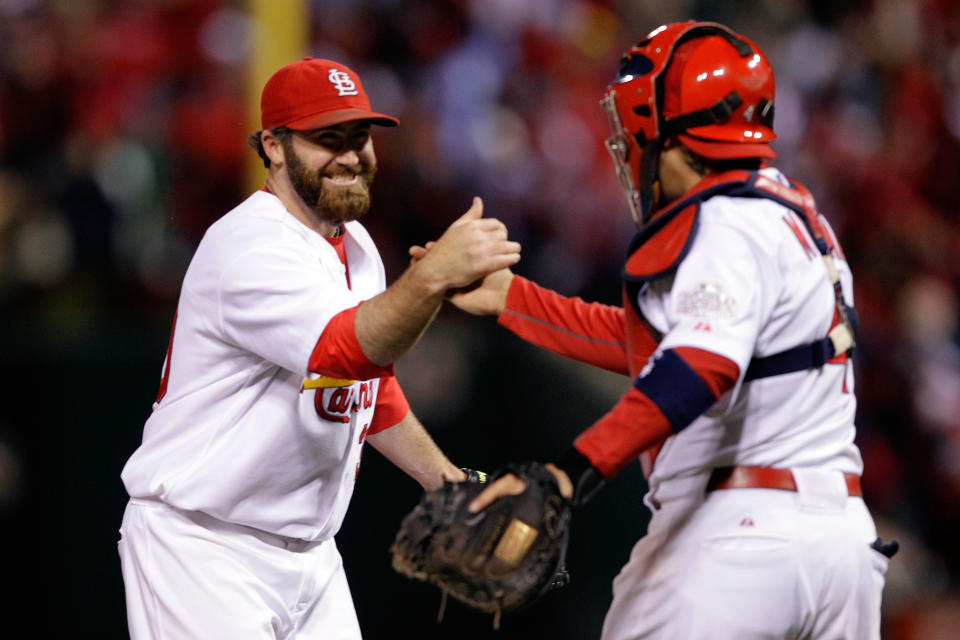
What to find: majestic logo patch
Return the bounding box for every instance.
[328,68,358,96]
[675,283,739,320]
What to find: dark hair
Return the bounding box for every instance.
[247,127,293,168]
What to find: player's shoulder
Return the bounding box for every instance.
[698,167,799,249]
[199,191,315,254]
[183,192,324,284]
[207,191,290,236]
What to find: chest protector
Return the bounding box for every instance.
[621,169,858,381]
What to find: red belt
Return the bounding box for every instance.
[706,465,862,497]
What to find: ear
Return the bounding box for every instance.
[261,130,287,168]
[680,146,706,176]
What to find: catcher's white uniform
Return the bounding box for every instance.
[119,190,407,638]
[499,166,889,638]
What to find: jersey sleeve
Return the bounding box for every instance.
[654,215,777,373]
[218,243,364,376]
[574,346,739,478]
[367,376,410,435]
[308,305,394,380]
[572,215,768,478]
[497,276,630,375]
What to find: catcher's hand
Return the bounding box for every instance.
[390,462,573,628]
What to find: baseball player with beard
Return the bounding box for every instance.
[425,21,897,639]
[118,57,518,639]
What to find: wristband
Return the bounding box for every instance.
[460,467,488,484]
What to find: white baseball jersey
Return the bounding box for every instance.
[500,166,860,492]
[637,165,861,507]
[121,190,396,541]
[496,165,887,638]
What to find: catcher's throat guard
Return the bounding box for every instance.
[390,462,572,629]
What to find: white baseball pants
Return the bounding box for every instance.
[118,498,362,639]
[601,473,888,639]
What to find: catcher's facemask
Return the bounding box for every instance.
[601,21,776,226]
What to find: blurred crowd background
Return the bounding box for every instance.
[2,0,960,637]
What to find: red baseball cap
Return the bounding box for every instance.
[260,57,399,131]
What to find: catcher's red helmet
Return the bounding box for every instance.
[601,22,776,224]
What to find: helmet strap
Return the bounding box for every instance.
[638,138,663,223]
[660,91,743,139]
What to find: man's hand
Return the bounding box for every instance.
[409,246,515,318]
[448,268,514,316]
[408,197,520,293]
[353,197,518,367]
[468,463,573,513]
[391,461,574,622]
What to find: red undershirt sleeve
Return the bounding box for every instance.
[308,232,393,380]
[573,346,740,478]
[497,276,630,375]
[308,305,394,380]
[367,375,410,435]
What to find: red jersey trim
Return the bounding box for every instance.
[367,376,410,435]
[575,347,739,479]
[155,310,178,403]
[308,306,394,380]
[672,347,739,398]
[323,233,351,289]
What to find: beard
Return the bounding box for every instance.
[283,141,377,223]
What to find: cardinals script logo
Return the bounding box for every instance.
[328,69,359,97]
[302,376,374,423]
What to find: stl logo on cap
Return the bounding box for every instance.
[328,68,359,97]
[259,57,398,131]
